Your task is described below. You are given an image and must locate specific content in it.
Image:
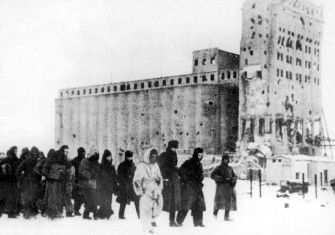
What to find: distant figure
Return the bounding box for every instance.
[157,140,181,227]
[43,146,72,219]
[133,148,163,234]
[70,147,86,216]
[97,150,118,219]
[0,146,20,218]
[176,148,206,227]
[78,146,100,220]
[116,150,139,219]
[211,154,237,221]
[16,146,41,219]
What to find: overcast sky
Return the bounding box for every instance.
[0,0,333,153]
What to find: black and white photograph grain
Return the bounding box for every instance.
[0,0,334,234]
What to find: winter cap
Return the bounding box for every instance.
[103,149,112,157]
[125,150,133,158]
[222,154,230,160]
[87,145,99,158]
[60,145,69,151]
[77,147,86,155]
[192,147,204,158]
[168,140,179,149]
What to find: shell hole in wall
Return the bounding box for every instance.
[72,134,76,138]
[174,110,178,114]
[179,132,183,135]
[197,131,200,135]
[200,122,203,126]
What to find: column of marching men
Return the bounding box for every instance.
[0,141,237,234]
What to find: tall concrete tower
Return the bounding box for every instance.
[238,0,324,156]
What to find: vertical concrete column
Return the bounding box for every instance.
[127,92,139,156]
[62,99,71,148]
[79,97,88,151]
[148,90,161,151]
[71,98,81,155]
[184,87,196,151]
[194,85,203,148]
[108,94,119,165]
[54,99,63,148]
[116,93,128,155]
[87,96,98,148]
[97,95,107,154]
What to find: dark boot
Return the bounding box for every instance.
[213,209,219,217]
[83,210,92,220]
[74,210,81,216]
[66,212,74,217]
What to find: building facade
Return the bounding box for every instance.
[238,0,324,156]
[56,0,325,161]
[55,48,239,162]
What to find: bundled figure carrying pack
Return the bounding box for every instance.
[133,148,163,234]
[157,140,181,227]
[176,148,206,227]
[117,150,139,219]
[78,146,100,220]
[97,149,118,219]
[211,154,237,221]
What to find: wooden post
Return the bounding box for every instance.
[314,174,318,199]
[250,169,253,198]
[258,169,262,198]
[302,173,305,199]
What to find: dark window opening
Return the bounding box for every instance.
[107,87,110,92]
[126,84,130,90]
[83,90,86,95]
[170,79,174,85]
[250,50,254,56]
[101,87,104,93]
[162,80,166,86]
[114,86,117,92]
[154,81,159,87]
[178,78,182,84]
[134,84,137,90]
[259,118,265,136]
[141,83,144,89]
[202,75,207,82]
[77,90,80,95]
[95,88,98,93]
[256,70,262,78]
[194,59,198,66]
[242,118,246,138]
[71,90,74,95]
[186,77,190,83]
[120,85,125,91]
[227,71,231,79]
[276,118,284,140]
[210,74,215,81]
[148,82,152,88]
[202,58,206,65]
[194,76,198,83]
[233,71,237,78]
[211,57,215,64]
[89,89,92,94]
[221,72,225,80]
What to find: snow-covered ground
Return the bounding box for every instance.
[1,179,334,235]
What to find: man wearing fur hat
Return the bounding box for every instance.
[116,150,139,219]
[176,148,206,227]
[157,140,181,227]
[78,146,100,219]
[133,148,163,234]
[211,154,237,221]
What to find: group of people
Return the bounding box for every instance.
[0,140,237,234]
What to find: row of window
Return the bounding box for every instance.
[60,71,237,98]
[279,27,321,46]
[276,69,320,85]
[277,35,319,56]
[276,52,318,70]
[194,57,216,67]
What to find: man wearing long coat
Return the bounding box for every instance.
[70,147,86,215]
[0,146,20,218]
[211,154,237,221]
[176,148,206,227]
[16,146,41,219]
[157,140,181,227]
[116,150,139,219]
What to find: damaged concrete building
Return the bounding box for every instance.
[55,0,325,161]
[238,0,324,156]
[55,48,240,161]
